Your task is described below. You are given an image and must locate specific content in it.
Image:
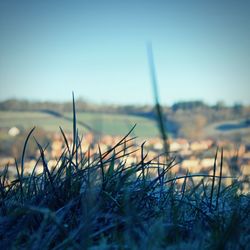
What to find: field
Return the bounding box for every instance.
[204,119,250,143]
[1,110,250,143]
[0,105,250,249]
[1,111,249,249]
[0,111,160,138]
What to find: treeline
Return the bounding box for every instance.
[0,99,153,115]
[0,98,249,114]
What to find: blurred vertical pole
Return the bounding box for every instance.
[147,42,169,159]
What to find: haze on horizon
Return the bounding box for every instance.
[0,0,249,106]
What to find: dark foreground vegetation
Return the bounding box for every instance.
[0,101,250,250]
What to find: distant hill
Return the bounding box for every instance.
[0,99,249,141]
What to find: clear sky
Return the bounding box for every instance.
[0,0,249,105]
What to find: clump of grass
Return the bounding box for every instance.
[0,95,249,250]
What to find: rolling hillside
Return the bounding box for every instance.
[0,111,160,138]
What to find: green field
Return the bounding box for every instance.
[0,111,160,138]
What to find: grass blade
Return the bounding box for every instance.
[210,147,218,210]
[20,126,35,203]
[216,148,224,210]
[72,92,77,156]
[147,42,169,158]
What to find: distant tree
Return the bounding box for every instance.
[245,118,250,126]
[213,101,225,111]
[172,101,206,112]
[233,103,243,115]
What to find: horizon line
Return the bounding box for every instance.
[0,97,249,108]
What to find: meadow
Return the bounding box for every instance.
[0,99,249,249]
[0,111,159,138]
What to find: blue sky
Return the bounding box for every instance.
[0,0,249,105]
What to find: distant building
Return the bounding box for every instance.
[8,127,20,137]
